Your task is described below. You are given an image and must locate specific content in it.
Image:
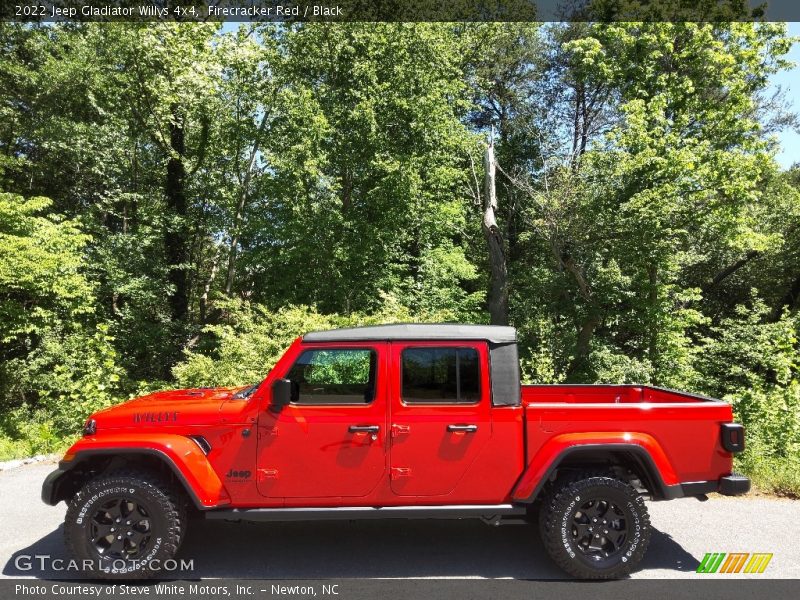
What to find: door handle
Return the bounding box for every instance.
[348,425,380,434]
[447,424,478,433]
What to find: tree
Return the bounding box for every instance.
[503,22,794,382]
[481,134,508,325]
[100,23,221,338]
[241,23,480,319]
[0,192,94,404]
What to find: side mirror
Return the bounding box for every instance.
[270,378,293,412]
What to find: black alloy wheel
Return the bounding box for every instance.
[539,475,651,579]
[570,497,629,561]
[64,469,186,579]
[88,497,153,560]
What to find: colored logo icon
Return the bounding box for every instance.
[696,553,773,574]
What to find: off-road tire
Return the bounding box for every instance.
[539,476,650,579]
[64,469,187,579]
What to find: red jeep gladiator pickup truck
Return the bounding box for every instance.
[42,324,749,579]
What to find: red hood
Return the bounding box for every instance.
[89,386,253,430]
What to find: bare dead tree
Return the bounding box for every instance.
[483,129,509,326]
[495,140,599,377]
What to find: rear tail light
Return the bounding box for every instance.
[721,423,745,453]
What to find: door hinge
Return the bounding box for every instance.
[391,424,410,438]
[258,468,279,481]
[390,467,412,480]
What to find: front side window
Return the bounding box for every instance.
[401,347,480,404]
[285,348,376,405]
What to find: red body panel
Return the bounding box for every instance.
[387,340,493,497]
[65,434,231,507]
[63,338,737,509]
[520,385,734,493]
[255,340,389,499]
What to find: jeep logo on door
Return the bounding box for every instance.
[133,411,179,424]
[226,469,252,480]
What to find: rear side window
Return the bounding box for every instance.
[286,349,376,405]
[401,347,480,404]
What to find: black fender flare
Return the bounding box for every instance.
[41,448,212,509]
[515,443,692,503]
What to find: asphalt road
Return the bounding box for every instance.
[1,461,798,580]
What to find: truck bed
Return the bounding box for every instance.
[521,384,717,404]
[521,384,735,488]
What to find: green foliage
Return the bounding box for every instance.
[172,296,453,388]
[0,22,798,494]
[172,302,343,388]
[0,193,94,343]
[234,23,481,317]
[21,324,128,435]
[0,409,72,460]
[732,381,800,497]
[0,192,130,452]
[693,303,800,495]
[299,350,372,386]
[697,300,796,397]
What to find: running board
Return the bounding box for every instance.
[205,504,527,522]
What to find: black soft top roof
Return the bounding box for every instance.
[303,323,517,344]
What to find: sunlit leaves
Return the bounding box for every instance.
[0,193,94,343]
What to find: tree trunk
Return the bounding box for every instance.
[200,248,220,324]
[225,110,271,296]
[770,273,800,321]
[567,314,600,379]
[165,105,189,323]
[703,250,761,293]
[648,264,659,381]
[482,135,509,326]
[224,194,244,296]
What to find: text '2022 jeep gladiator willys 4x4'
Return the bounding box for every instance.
[42,324,749,579]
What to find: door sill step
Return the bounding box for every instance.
[205,504,526,522]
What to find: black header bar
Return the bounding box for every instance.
[2,0,799,23]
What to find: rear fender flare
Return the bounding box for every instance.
[512,432,678,503]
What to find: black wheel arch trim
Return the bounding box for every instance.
[42,466,69,505]
[517,443,697,503]
[41,448,207,509]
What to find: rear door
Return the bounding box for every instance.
[388,341,491,497]
[256,342,387,498]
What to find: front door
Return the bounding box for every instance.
[257,342,387,498]
[389,341,491,497]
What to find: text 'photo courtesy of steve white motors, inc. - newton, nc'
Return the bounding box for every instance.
[13,3,343,19]
[14,583,340,598]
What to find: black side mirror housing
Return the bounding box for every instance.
[270,378,293,412]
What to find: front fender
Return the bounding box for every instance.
[44,433,230,509]
[511,432,678,502]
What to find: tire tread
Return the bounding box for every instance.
[539,476,651,579]
[64,468,186,579]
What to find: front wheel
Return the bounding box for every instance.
[539,476,651,579]
[64,469,187,579]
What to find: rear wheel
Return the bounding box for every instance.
[539,476,650,579]
[64,469,186,579]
